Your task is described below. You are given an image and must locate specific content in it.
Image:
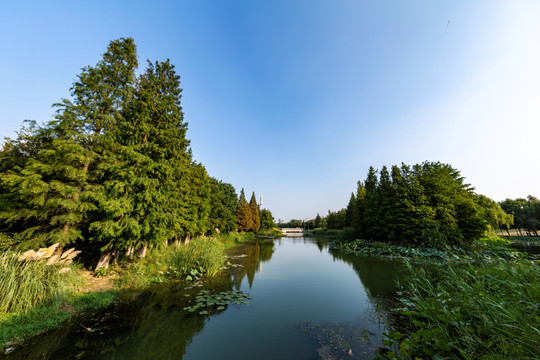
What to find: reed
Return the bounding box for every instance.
[169,236,225,277]
[390,260,540,359]
[0,252,78,313]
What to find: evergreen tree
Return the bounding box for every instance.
[249,192,260,232]
[352,181,366,237]
[208,178,238,233]
[377,166,394,240]
[345,193,356,227]
[363,166,380,240]
[236,189,252,231]
[0,38,138,249]
[314,213,322,228]
[259,209,275,230]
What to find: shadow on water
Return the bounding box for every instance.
[3,238,416,359]
[2,240,275,360]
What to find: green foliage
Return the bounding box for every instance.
[208,178,238,233]
[182,289,251,315]
[0,252,79,313]
[0,38,243,267]
[386,261,540,359]
[500,196,540,236]
[259,208,275,230]
[236,189,253,232]
[249,192,260,232]
[329,162,493,247]
[168,237,226,278]
[332,238,530,261]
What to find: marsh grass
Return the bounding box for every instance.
[387,260,540,359]
[169,236,225,277]
[116,233,251,289]
[0,252,79,313]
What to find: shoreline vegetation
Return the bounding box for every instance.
[318,230,540,359]
[0,232,258,349]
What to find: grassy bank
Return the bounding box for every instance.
[384,260,540,359]
[0,232,254,348]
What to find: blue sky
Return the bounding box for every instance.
[1,1,539,221]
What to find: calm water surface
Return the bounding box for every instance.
[5,237,405,360]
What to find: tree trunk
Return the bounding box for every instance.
[184,235,190,245]
[506,229,511,236]
[111,250,120,265]
[96,250,113,271]
[138,245,148,259]
[164,239,168,247]
[174,237,181,248]
[126,247,134,259]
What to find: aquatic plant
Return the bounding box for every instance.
[332,238,533,262]
[169,237,226,279]
[182,289,251,315]
[385,261,540,359]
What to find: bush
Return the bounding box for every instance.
[0,252,79,313]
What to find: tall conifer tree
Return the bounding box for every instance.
[236,189,252,232]
[249,192,260,232]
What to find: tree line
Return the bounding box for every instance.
[0,38,271,268]
[500,196,540,236]
[323,162,513,247]
[234,189,275,232]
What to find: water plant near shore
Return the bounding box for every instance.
[383,260,540,359]
[331,237,532,262]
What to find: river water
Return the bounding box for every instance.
[5,237,406,360]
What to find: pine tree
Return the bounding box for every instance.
[363,166,380,240]
[249,192,260,232]
[352,181,365,237]
[378,166,394,240]
[236,189,252,232]
[345,193,356,227]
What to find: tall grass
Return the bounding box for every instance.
[0,252,78,313]
[389,261,540,359]
[169,236,225,277]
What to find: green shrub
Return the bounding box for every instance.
[0,252,79,313]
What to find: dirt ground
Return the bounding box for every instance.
[79,270,118,293]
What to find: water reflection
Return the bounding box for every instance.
[3,238,407,360]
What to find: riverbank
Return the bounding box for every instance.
[0,232,255,349]
[327,236,540,359]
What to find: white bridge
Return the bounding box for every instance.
[280,228,304,237]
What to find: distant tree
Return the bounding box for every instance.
[363,166,380,240]
[345,193,356,227]
[314,213,322,228]
[500,196,540,236]
[259,209,275,230]
[208,178,238,233]
[236,189,252,232]
[249,192,260,232]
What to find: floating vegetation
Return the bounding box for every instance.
[300,321,376,360]
[182,289,251,315]
[331,238,535,262]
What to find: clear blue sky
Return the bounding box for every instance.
[1,1,539,221]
